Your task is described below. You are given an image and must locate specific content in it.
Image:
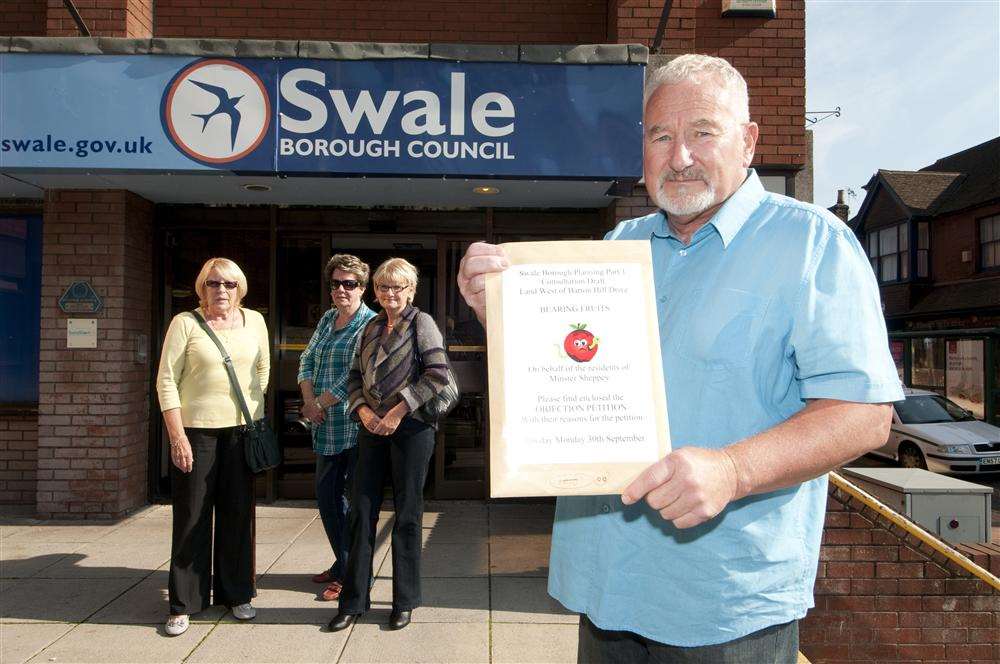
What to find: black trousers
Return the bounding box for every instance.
[168,426,254,615]
[578,615,798,664]
[338,417,436,614]
[315,447,358,581]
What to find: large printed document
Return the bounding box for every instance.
[485,241,670,497]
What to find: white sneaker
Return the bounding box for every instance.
[165,614,189,636]
[232,603,256,620]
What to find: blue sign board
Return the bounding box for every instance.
[0,54,642,179]
[58,281,103,314]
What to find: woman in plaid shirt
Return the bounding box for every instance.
[297,254,376,602]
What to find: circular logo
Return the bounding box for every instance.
[162,59,271,165]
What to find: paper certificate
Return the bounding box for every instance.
[485,240,670,497]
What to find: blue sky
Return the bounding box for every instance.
[805,0,1000,209]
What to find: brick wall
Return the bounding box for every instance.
[153,0,608,42]
[0,0,47,36]
[931,202,1000,283]
[0,413,39,505]
[44,0,153,38]
[37,190,153,519]
[801,478,1000,663]
[615,0,807,170]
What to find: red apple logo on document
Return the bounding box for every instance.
[564,323,599,362]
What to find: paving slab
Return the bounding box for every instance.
[87,572,225,625]
[255,502,319,519]
[339,622,489,663]
[2,523,123,544]
[0,622,76,664]
[38,540,170,578]
[424,500,487,519]
[419,515,488,543]
[25,623,212,663]
[489,517,555,537]
[266,538,337,575]
[492,623,578,663]
[491,577,578,623]
[380,540,489,578]
[361,576,489,623]
[254,515,315,543]
[489,502,556,520]
[489,534,551,577]
[187,624,348,662]
[0,577,137,623]
[93,517,172,545]
[227,573,334,625]
[0,541,83,578]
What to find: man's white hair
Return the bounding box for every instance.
[644,54,751,123]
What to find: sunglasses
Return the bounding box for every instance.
[205,280,238,290]
[376,284,409,294]
[330,279,361,291]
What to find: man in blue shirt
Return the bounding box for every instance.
[458,54,902,662]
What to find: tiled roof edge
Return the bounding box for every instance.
[3,37,648,64]
[828,471,1000,590]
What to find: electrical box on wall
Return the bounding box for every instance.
[721,0,777,18]
[961,250,972,263]
[842,467,992,544]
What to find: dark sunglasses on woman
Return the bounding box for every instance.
[331,279,361,291]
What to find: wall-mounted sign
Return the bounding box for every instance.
[58,281,103,314]
[721,0,776,18]
[67,318,97,349]
[1,54,643,180]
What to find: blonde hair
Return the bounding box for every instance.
[326,254,370,287]
[373,257,418,305]
[194,257,248,309]
[645,54,750,123]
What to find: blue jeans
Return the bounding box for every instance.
[578,615,798,664]
[315,447,357,581]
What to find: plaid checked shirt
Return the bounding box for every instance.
[297,302,376,455]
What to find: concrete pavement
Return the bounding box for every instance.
[0,499,579,663]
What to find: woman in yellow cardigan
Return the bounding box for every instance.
[155,257,269,637]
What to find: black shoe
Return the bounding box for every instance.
[327,612,358,632]
[388,609,411,630]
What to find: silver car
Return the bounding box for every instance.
[873,388,1000,474]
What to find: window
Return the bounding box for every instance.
[980,214,1000,269]
[916,222,929,278]
[0,216,42,404]
[867,222,909,283]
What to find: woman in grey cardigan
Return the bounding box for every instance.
[328,257,450,632]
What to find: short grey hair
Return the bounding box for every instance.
[644,54,750,123]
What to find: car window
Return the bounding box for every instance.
[894,395,976,424]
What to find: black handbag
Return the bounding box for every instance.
[413,313,461,422]
[192,310,281,474]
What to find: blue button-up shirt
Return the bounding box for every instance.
[297,303,376,455]
[547,170,903,646]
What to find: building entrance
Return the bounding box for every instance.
[152,206,606,502]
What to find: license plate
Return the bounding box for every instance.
[980,457,1000,466]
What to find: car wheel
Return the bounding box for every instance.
[897,443,927,470]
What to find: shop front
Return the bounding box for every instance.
[1,39,645,510]
[888,329,1000,426]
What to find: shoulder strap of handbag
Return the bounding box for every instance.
[191,310,255,427]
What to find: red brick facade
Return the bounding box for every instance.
[36,190,153,519]
[0,412,39,505]
[802,479,1000,663]
[43,0,153,38]
[0,0,46,36]
[615,0,807,170]
[153,0,607,42]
